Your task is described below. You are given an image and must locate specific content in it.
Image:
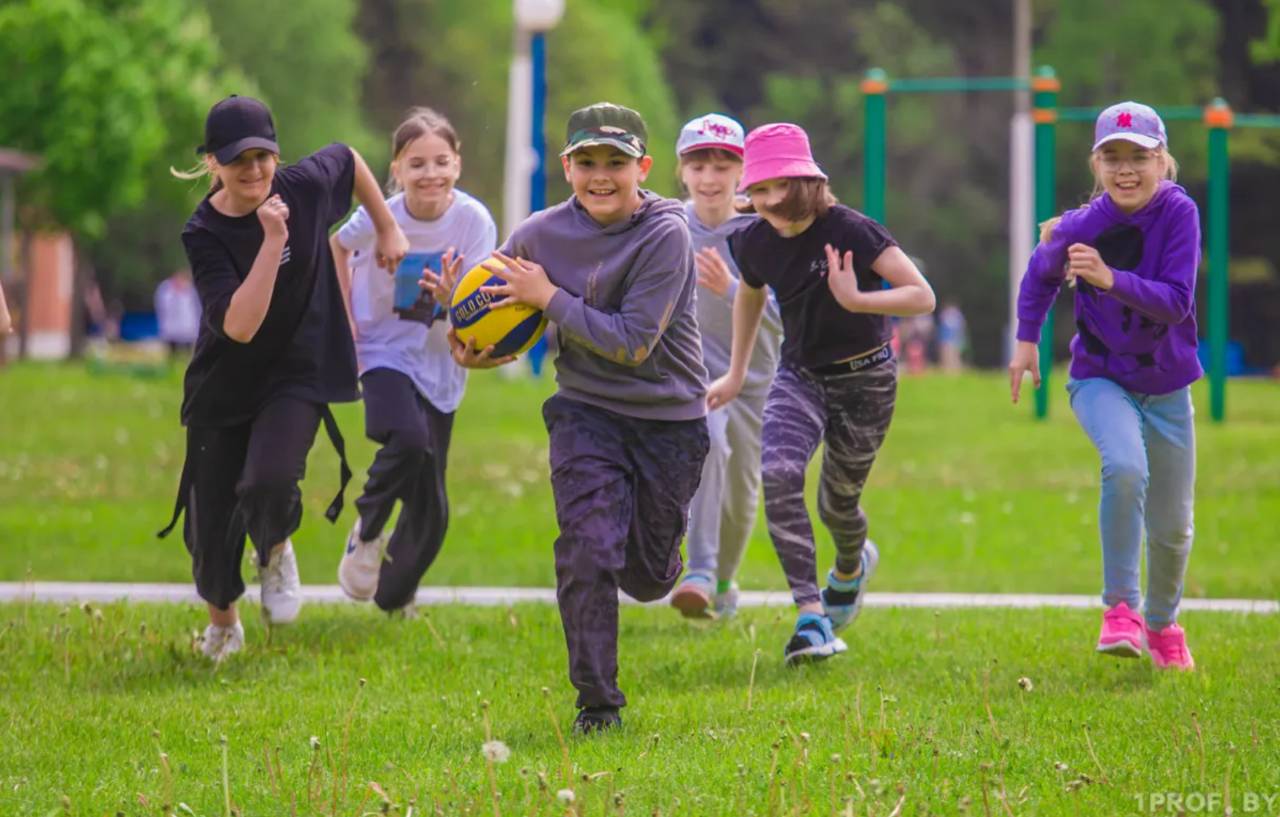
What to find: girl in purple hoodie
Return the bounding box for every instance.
[1010,102,1201,671]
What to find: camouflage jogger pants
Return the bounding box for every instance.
[543,395,710,709]
[761,358,897,606]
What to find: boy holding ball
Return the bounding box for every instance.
[451,102,709,734]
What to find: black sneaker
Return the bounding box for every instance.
[573,706,621,735]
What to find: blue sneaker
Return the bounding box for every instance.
[783,613,847,666]
[821,539,879,632]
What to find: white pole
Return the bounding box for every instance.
[1007,0,1033,362]
[503,28,534,241]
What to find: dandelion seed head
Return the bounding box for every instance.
[481,740,511,763]
[556,788,575,804]
[1017,676,1034,692]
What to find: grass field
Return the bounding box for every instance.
[1,361,1278,815]
[2,362,1278,597]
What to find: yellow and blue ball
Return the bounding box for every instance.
[449,261,548,357]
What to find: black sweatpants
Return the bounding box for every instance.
[179,398,322,610]
[354,368,455,611]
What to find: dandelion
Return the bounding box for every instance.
[309,736,321,751]
[556,788,575,804]
[1017,676,1034,692]
[1053,761,1069,772]
[481,740,511,764]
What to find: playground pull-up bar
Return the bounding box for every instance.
[860,65,1258,424]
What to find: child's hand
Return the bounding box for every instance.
[706,373,743,411]
[824,244,869,312]
[481,252,558,311]
[1007,340,1042,404]
[420,246,464,305]
[257,195,289,241]
[695,247,734,298]
[447,327,516,369]
[375,223,410,271]
[1067,244,1113,290]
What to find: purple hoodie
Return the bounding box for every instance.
[502,191,708,421]
[1017,181,1203,395]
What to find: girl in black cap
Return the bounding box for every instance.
[166,95,409,661]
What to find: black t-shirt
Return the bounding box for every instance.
[729,204,897,369]
[180,143,357,427]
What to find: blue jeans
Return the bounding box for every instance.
[1068,378,1196,629]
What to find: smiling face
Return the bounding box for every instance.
[212,149,278,207]
[561,145,653,226]
[393,132,461,219]
[679,149,742,219]
[1092,139,1167,214]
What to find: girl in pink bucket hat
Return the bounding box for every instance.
[707,122,936,666]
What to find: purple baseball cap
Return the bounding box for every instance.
[1093,101,1168,151]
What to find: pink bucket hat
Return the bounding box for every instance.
[739,123,827,192]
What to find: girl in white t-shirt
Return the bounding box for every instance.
[331,107,497,612]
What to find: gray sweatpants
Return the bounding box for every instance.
[685,387,768,582]
[761,359,897,606]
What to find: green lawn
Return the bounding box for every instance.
[1,362,1278,815]
[2,601,1278,816]
[1,362,1277,599]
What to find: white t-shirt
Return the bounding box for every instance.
[336,189,497,413]
[154,278,201,344]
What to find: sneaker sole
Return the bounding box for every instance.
[785,637,848,666]
[1095,638,1143,658]
[337,569,376,602]
[671,586,715,619]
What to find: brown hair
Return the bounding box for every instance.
[676,147,743,188]
[735,177,837,222]
[387,107,461,193]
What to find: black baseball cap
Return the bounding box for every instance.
[561,102,647,158]
[197,95,279,164]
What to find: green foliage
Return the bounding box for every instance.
[547,1,680,200]
[1036,0,1219,205]
[0,0,219,237]
[205,0,378,161]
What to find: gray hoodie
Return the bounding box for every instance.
[502,191,708,421]
[685,203,782,396]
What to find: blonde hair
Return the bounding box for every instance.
[170,156,223,193]
[387,107,461,194]
[1041,146,1180,243]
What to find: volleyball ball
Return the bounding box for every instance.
[449,260,549,358]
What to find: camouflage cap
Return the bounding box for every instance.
[561,102,648,158]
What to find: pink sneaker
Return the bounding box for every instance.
[1096,602,1143,658]
[1145,623,1195,671]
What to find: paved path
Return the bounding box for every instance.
[1,582,1275,614]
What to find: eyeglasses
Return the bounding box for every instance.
[1098,153,1158,172]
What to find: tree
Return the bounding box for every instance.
[0,0,220,237]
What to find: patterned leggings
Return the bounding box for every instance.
[761,359,897,606]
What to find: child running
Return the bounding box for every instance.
[706,123,935,666]
[450,102,709,734]
[667,114,782,620]
[332,107,497,613]
[1010,102,1200,670]
[162,95,408,661]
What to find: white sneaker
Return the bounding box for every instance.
[338,518,387,602]
[714,581,741,620]
[200,621,244,662]
[260,540,303,624]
